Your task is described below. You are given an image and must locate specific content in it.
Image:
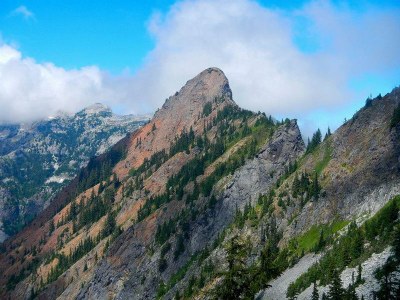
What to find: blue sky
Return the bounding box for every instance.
[1,0,397,72]
[1,0,318,72]
[0,1,175,72]
[0,0,399,137]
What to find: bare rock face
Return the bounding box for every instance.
[77,120,305,300]
[155,67,233,121]
[257,88,400,299]
[286,88,400,239]
[5,66,399,300]
[152,67,235,156]
[113,67,236,178]
[221,120,305,212]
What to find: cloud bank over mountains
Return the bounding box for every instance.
[0,0,399,126]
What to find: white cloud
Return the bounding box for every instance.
[0,44,129,123]
[131,0,400,121]
[11,5,35,20]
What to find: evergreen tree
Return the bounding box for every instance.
[102,212,116,238]
[72,220,78,234]
[390,103,400,128]
[356,264,362,284]
[215,235,250,299]
[156,280,167,299]
[69,200,77,220]
[292,174,300,198]
[375,257,398,300]
[259,241,279,280]
[324,127,332,141]
[48,219,55,234]
[392,225,400,260]
[174,234,185,260]
[174,290,181,300]
[98,181,104,194]
[328,269,345,300]
[312,282,319,300]
[345,284,358,300]
[306,129,322,154]
[311,173,320,200]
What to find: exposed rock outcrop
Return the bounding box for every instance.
[2,68,399,300]
[77,120,305,300]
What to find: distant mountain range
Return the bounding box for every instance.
[0,104,149,240]
[0,68,399,300]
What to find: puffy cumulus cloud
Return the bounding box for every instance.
[0,44,133,123]
[130,0,400,123]
[1,0,399,128]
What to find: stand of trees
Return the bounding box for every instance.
[287,195,400,298]
[306,129,322,154]
[390,103,400,129]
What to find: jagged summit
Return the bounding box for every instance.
[183,67,232,100]
[155,67,235,120]
[114,68,238,178]
[178,67,232,101]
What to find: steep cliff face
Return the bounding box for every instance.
[76,120,305,300]
[0,104,148,240]
[113,67,235,178]
[284,88,400,240]
[1,67,280,300]
[1,68,399,300]
[257,88,400,299]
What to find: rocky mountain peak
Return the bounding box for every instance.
[3,64,400,300]
[114,68,237,177]
[181,67,232,100]
[80,103,112,116]
[155,67,235,120]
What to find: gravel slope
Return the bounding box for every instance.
[256,253,322,300]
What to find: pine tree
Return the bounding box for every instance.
[345,284,359,300]
[69,200,77,220]
[156,280,167,299]
[392,225,400,260]
[312,172,320,200]
[72,220,77,234]
[328,269,345,300]
[174,234,185,260]
[49,219,55,234]
[312,282,319,300]
[315,229,325,252]
[260,241,279,280]
[292,174,300,198]
[390,103,400,128]
[216,235,250,299]
[174,290,181,300]
[102,212,116,238]
[306,129,322,154]
[357,264,362,284]
[376,258,398,300]
[324,127,332,141]
[98,181,104,194]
